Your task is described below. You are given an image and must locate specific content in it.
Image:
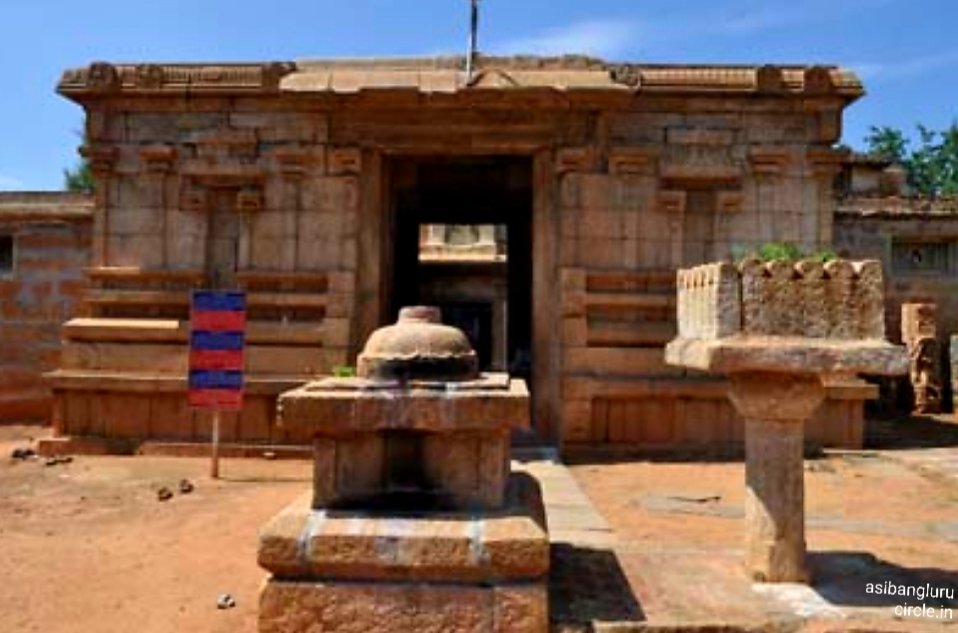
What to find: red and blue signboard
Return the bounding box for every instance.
[188,291,246,411]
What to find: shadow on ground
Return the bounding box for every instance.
[866,414,958,450]
[549,543,645,630]
[810,551,958,610]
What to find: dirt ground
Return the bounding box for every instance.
[0,425,310,633]
[2,422,957,632]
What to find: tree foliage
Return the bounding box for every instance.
[865,123,958,197]
[63,160,93,194]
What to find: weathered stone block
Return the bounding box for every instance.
[667,259,908,376]
[259,579,547,633]
[259,474,548,583]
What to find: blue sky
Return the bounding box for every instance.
[1,0,955,190]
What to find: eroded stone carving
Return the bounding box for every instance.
[902,303,941,414]
[134,64,165,89]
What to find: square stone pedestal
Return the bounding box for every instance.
[258,473,549,632]
[278,373,529,511]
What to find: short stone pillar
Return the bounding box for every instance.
[901,303,941,414]
[666,259,907,583]
[730,373,824,582]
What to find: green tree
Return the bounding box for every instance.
[63,160,93,194]
[63,126,94,194]
[865,125,908,163]
[864,122,958,197]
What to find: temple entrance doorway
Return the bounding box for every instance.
[384,155,534,397]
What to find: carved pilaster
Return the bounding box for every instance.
[139,145,176,266]
[80,145,119,266]
[749,147,791,178]
[236,185,264,214]
[657,190,687,268]
[555,147,597,175]
[180,182,209,213]
[328,148,362,176]
[808,148,847,247]
[608,147,659,177]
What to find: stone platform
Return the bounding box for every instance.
[258,472,549,632]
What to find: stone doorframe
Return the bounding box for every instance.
[353,147,560,445]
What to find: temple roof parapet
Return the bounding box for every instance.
[57,55,863,102]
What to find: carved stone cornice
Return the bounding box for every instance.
[273,147,324,179]
[608,147,659,176]
[236,186,264,214]
[139,145,177,174]
[58,62,295,99]
[657,190,687,214]
[79,145,119,176]
[749,148,792,177]
[807,147,849,177]
[803,66,837,97]
[179,183,208,213]
[328,148,362,176]
[716,190,744,213]
[57,58,863,105]
[756,66,787,96]
[555,147,597,175]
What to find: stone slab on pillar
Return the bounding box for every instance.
[730,373,826,582]
[666,260,908,584]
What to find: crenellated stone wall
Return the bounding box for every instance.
[676,259,886,341]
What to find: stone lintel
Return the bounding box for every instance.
[258,473,549,583]
[665,336,908,377]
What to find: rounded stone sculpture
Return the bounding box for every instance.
[357,306,479,381]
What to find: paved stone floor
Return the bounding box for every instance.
[520,445,958,632]
[886,447,958,486]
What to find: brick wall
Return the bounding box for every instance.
[0,193,92,422]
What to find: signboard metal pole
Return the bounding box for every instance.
[211,410,221,479]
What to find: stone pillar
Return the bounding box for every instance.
[951,335,958,413]
[425,224,445,246]
[728,372,826,583]
[901,303,941,414]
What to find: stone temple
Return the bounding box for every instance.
[45,55,873,454]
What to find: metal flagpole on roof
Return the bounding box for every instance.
[465,0,480,83]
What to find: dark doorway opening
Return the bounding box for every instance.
[385,156,533,384]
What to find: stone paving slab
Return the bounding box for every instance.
[884,447,958,485]
[528,453,958,632]
[514,459,613,549]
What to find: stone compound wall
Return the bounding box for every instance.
[834,211,958,410]
[0,193,92,422]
